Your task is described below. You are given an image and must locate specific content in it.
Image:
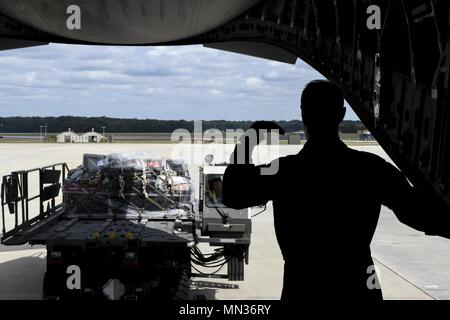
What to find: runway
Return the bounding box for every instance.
[0,143,448,300]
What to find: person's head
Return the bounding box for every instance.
[208,177,223,193]
[300,80,346,140]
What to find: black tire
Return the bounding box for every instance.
[42,272,61,300]
[172,272,190,300]
[42,272,48,300]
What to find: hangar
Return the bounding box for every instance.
[56,128,80,143]
[57,128,104,143]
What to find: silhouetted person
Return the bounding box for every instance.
[223,80,449,302]
[207,176,224,205]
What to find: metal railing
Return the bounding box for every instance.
[1,163,69,237]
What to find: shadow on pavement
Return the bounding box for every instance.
[0,255,45,300]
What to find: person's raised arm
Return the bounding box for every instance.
[222,121,283,209]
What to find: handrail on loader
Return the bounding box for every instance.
[1,163,69,241]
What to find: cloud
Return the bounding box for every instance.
[0,44,359,121]
[209,89,223,96]
[244,77,265,89]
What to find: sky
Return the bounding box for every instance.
[0,44,358,121]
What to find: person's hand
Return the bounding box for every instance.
[250,121,286,133]
[230,121,285,164]
[249,121,286,144]
[246,121,285,144]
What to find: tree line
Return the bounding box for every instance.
[0,116,366,134]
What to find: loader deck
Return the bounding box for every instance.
[2,208,194,246]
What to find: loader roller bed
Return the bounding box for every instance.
[2,209,194,246]
[31,219,194,245]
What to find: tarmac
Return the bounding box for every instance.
[0,142,448,300]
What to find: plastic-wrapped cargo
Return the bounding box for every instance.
[64,154,194,217]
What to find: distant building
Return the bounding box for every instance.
[57,128,105,143]
[359,130,375,141]
[288,131,305,145]
[80,129,104,143]
[56,129,80,143]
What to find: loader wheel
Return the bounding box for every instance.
[42,272,60,300]
[42,272,48,300]
[172,272,190,300]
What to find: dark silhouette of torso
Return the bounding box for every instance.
[222,139,434,301]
